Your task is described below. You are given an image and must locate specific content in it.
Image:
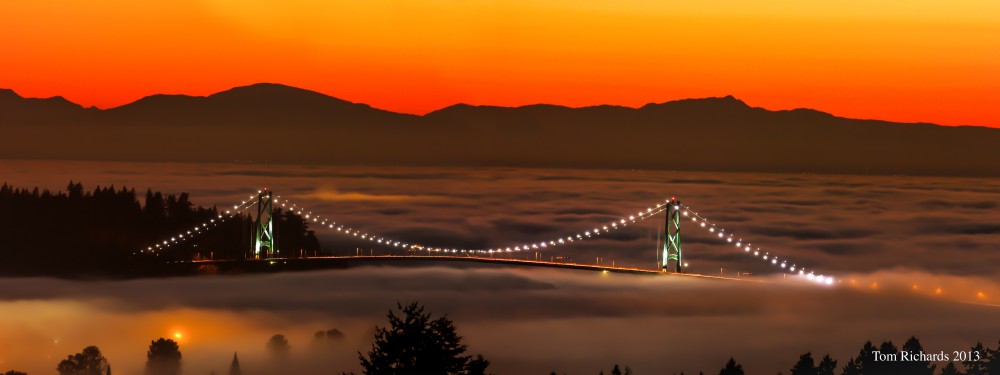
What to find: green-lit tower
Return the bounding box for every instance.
[253,190,277,259]
[662,198,682,272]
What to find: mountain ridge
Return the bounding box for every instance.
[2,83,998,177]
[1,83,988,128]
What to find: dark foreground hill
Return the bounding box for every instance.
[2,83,998,177]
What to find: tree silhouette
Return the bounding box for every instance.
[964,342,988,375]
[816,354,836,375]
[718,357,745,375]
[899,336,934,375]
[4,371,28,375]
[790,352,817,375]
[359,302,490,375]
[0,182,323,277]
[857,341,877,372]
[228,352,242,375]
[57,345,109,375]
[611,364,622,375]
[870,340,899,375]
[313,327,347,352]
[267,334,291,359]
[839,356,861,375]
[939,362,960,375]
[987,340,1000,375]
[145,338,182,375]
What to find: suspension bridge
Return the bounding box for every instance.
[140,189,836,285]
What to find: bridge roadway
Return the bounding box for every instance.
[188,255,757,282]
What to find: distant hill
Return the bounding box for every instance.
[2,83,998,177]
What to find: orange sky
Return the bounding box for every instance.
[1,1,998,126]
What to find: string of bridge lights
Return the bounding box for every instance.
[679,203,834,285]
[141,189,834,285]
[137,191,262,254]
[276,196,676,255]
[276,195,419,251]
[281,194,833,284]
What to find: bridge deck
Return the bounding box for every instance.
[190,255,759,282]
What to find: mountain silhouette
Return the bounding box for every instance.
[2,83,998,177]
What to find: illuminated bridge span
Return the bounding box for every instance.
[140,189,836,285]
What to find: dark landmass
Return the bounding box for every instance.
[0,182,320,278]
[2,83,999,177]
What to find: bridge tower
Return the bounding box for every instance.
[253,190,278,259]
[662,198,682,272]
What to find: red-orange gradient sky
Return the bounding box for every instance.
[2,1,998,127]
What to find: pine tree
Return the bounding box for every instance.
[986,340,1000,375]
[145,338,182,375]
[939,362,960,375]
[964,342,988,375]
[900,336,935,375]
[816,355,836,375]
[228,352,241,375]
[839,356,861,375]
[57,346,109,375]
[790,352,817,375]
[359,302,490,375]
[719,357,745,375]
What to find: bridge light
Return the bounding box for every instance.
[709,227,714,232]
[754,251,759,256]
[629,216,635,220]
[692,217,697,222]
[781,263,787,268]
[825,277,834,285]
[772,259,777,264]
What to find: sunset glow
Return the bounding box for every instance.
[2,1,998,126]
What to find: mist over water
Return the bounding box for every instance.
[0,160,997,374]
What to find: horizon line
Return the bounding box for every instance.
[1,82,984,128]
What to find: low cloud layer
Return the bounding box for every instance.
[0,160,997,374]
[0,267,997,374]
